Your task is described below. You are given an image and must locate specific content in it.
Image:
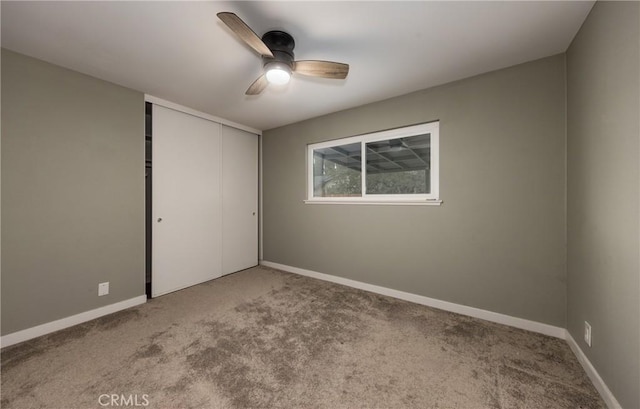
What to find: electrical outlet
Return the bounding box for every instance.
[98,282,109,296]
[584,321,592,347]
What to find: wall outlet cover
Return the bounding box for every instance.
[584,321,592,347]
[98,282,109,296]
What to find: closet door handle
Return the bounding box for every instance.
[157,218,163,223]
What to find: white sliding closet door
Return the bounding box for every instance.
[222,125,259,275]
[152,105,222,297]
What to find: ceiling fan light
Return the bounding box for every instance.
[265,62,291,85]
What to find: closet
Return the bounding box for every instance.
[147,101,259,298]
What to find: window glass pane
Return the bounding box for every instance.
[365,133,431,194]
[313,142,362,197]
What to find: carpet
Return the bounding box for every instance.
[1,266,604,408]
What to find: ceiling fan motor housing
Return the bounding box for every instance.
[262,30,295,68]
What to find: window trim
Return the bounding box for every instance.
[305,122,440,205]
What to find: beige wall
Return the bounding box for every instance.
[263,54,567,327]
[1,49,145,335]
[566,2,640,408]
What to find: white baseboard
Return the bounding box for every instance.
[566,332,622,409]
[0,295,147,348]
[260,261,566,339]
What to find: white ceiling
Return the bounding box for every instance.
[1,1,594,131]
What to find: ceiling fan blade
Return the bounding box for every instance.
[217,12,274,58]
[246,75,269,95]
[293,60,349,79]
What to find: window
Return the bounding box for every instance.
[307,122,440,204]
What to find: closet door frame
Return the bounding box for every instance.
[146,96,261,297]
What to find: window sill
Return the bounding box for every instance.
[303,199,443,206]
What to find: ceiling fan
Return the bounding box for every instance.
[217,12,349,95]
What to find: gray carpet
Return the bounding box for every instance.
[1,266,604,408]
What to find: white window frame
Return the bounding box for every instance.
[305,122,441,205]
